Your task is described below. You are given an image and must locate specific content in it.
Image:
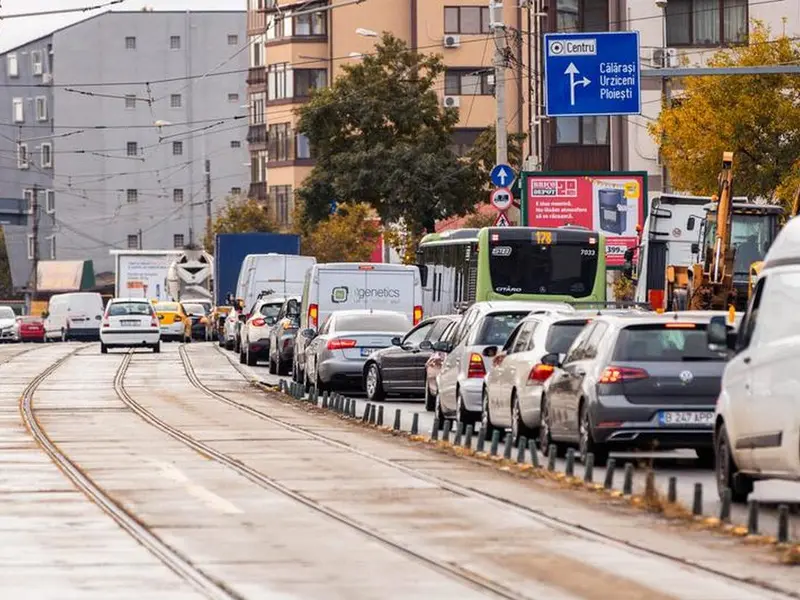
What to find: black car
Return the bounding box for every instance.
[362,315,459,401]
[267,297,301,375]
[540,313,727,466]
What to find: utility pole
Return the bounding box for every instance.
[490,0,508,167]
[656,0,669,193]
[29,185,40,312]
[205,159,212,248]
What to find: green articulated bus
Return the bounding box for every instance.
[416,226,606,316]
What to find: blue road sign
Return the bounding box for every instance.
[329,200,338,215]
[490,164,514,188]
[543,31,641,117]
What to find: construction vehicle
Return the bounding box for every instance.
[664,152,783,312]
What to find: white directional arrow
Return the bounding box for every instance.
[497,168,509,185]
[565,62,591,106]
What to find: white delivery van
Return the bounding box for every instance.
[45,292,105,341]
[292,263,423,384]
[241,254,316,311]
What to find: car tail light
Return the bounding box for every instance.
[467,353,486,378]
[526,363,554,384]
[150,317,158,327]
[309,304,319,329]
[102,319,110,328]
[327,338,357,350]
[251,318,266,327]
[599,366,649,384]
[174,315,182,322]
[413,306,423,325]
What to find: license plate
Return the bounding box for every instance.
[121,320,138,326]
[360,347,377,357]
[658,411,714,426]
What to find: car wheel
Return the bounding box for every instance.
[424,384,436,412]
[100,342,108,354]
[278,357,290,376]
[434,392,445,427]
[268,354,278,375]
[716,423,753,502]
[539,395,563,457]
[480,387,496,437]
[246,345,257,366]
[365,363,385,402]
[511,392,536,445]
[579,402,608,466]
[239,346,246,364]
[456,389,476,427]
[315,370,326,393]
[152,342,161,354]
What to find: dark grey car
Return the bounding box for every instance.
[540,314,727,466]
[267,297,301,375]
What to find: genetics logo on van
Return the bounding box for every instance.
[331,287,349,303]
[354,287,401,301]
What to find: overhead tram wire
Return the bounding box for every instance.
[0,0,126,19]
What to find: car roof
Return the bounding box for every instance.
[111,297,153,303]
[473,301,575,313]
[590,313,717,328]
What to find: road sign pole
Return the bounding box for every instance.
[491,1,508,168]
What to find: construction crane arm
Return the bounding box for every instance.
[710,151,735,285]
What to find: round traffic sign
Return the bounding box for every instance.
[490,187,512,211]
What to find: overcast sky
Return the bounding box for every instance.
[0,0,244,53]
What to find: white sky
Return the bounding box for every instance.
[0,0,245,54]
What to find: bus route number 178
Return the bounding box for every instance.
[534,231,553,245]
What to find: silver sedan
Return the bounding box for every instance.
[300,310,412,392]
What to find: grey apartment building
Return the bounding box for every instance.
[0,10,248,279]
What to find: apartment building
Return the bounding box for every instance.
[0,10,248,278]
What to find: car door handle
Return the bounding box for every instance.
[742,356,751,364]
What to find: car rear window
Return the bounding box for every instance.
[156,303,179,312]
[108,302,153,317]
[184,304,206,315]
[613,323,726,362]
[335,313,411,332]
[474,312,529,346]
[259,303,283,318]
[545,320,589,354]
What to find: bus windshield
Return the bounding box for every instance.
[489,241,599,296]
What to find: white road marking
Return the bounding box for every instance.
[151,459,243,515]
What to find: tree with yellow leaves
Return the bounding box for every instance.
[203,195,278,254]
[650,22,800,210]
[299,203,381,263]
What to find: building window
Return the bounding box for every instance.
[296,133,311,159]
[250,38,263,68]
[47,235,56,260]
[173,234,185,249]
[556,0,609,32]
[125,36,137,50]
[228,34,239,45]
[170,94,182,108]
[23,189,34,214]
[173,141,183,155]
[268,123,291,161]
[126,141,138,157]
[45,189,55,214]
[27,235,35,260]
[250,92,266,124]
[666,0,747,46]
[228,93,240,102]
[450,129,482,157]
[444,6,491,34]
[170,35,181,50]
[7,54,18,78]
[555,116,610,145]
[124,94,137,109]
[267,63,290,100]
[294,10,327,36]
[31,50,43,76]
[126,189,138,203]
[270,185,293,225]
[12,97,24,123]
[173,188,184,203]
[41,143,52,168]
[266,14,285,40]
[444,69,493,95]
[17,143,29,169]
[35,97,47,121]
[230,140,241,148]
[294,69,327,97]
[230,187,242,195]
[127,234,139,249]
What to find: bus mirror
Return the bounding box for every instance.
[416,264,429,287]
[622,248,634,279]
[687,216,696,231]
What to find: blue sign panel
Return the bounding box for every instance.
[544,31,641,117]
[490,164,514,188]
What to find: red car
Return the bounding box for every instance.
[18,316,45,342]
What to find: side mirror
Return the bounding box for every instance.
[391,336,402,346]
[707,315,737,351]
[541,352,561,367]
[287,299,299,313]
[622,248,634,279]
[482,345,498,358]
[691,242,700,255]
[418,340,433,351]
[433,340,452,353]
[300,328,316,340]
[41,311,49,319]
[416,264,429,288]
[687,216,696,231]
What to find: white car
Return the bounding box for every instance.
[239,296,285,366]
[100,298,161,354]
[0,306,20,342]
[710,217,800,502]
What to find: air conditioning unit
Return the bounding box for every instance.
[651,47,679,68]
[42,73,53,85]
[443,35,460,48]
[443,95,460,108]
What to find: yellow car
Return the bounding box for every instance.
[153,301,192,343]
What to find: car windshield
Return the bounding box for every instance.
[335,313,411,332]
[613,324,726,362]
[0,307,15,319]
[545,320,589,354]
[184,304,206,315]
[474,312,529,346]
[155,303,180,313]
[108,302,153,317]
[259,303,283,318]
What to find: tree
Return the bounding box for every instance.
[650,22,800,208]
[299,203,381,263]
[296,33,482,235]
[465,126,527,187]
[203,195,278,254]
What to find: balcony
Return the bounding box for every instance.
[249,181,268,201]
[246,124,267,145]
[247,67,266,86]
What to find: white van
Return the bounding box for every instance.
[292,263,423,384]
[709,216,800,502]
[240,254,316,311]
[45,292,105,341]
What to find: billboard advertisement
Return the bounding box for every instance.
[523,172,647,266]
[113,252,180,300]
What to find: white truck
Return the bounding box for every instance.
[111,250,181,301]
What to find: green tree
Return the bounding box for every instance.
[203,195,278,254]
[296,33,482,235]
[650,22,800,209]
[299,203,381,262]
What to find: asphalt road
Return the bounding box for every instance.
[227,344,800,542]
